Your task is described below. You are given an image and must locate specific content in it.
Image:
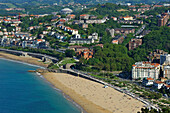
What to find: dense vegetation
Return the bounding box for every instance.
[77,3,138,17]
[141,7,170,29]
[0,3,62,15]
[0,0,169,5]
[77,26,170,72]
[138,107,169,113]
[80,44,134,72]
[129,27,170,62]
[144,7,170,16]
[67,19,121,43]
[19,15,53,31]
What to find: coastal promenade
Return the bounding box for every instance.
[0,48,58,63]
[0,48,160,111]
[57,68,160,111]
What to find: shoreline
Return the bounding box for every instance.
[0,51,144,113]
[43,73,145,113]
[0,52,48,68]
[39,74,86,113]
[0,57,45,69]
[42,73,111,113]
[0,52,86,113]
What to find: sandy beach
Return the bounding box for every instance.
[0,52,48,68]
[0,51,144,113]
[43,73,145,113]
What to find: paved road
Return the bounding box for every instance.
[46,48,66,53]
[134,24,146,36]
[0,48,58,62]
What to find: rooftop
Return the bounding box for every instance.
[147,78,154,80]
[61,8,72,12]
[132,61,160,68]
[155,81,164,84]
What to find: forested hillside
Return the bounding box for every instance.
[79,27,170,72]
[0,0,169,5]
[129,27,170,62]
[78,3,138,17]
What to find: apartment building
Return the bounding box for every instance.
[132,61,160,80]
[128,39,142,50]
[158,13,169,26]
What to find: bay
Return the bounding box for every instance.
[0,58,81,113]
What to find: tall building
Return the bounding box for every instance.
[128,39,142,50]
[132,62,160,80]
[163,66,170,78]
[158,13,169,26]
[160,54,170,65]
[149,49,168,63]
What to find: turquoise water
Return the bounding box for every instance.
[0,58,81,113]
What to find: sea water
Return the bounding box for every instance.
[0,58,81,113]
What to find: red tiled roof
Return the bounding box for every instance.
[123,16,133,18]
[166,85,170,88]
[154,5,163,7]
[155,81,164,84]
[128,5,138,8]
[37,39,43,42]
[112,40,118,43]
[68,14,75,17]
[4,19,10,21]
[147,78,154,80]
[56,15,61,17]
[80,14,87,16]
[59,19,66,22]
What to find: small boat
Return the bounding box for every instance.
[28,70,36,72]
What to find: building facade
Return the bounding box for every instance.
[149,49,168,63]
[112,35,125,44]
[128,39,142,50]
[114,28,135,34]
[132,62,160,80]
[160,54,170,65]
[163,66,170,79]
[158,13,169,26]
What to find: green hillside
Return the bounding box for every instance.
[0,0,169,5]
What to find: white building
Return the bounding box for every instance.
[122,16,133,20]
[0,31,3,36]
[70,38,94,44]
[70,34,94,44]
[88,32,98,40]
[132,61,160,80]
[61,8,73,14]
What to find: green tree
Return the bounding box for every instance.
[65,49,76,57]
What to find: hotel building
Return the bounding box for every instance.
[132,62,160,80]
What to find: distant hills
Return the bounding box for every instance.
[0,0,169,6]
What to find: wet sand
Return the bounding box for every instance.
[0,52,48,68]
